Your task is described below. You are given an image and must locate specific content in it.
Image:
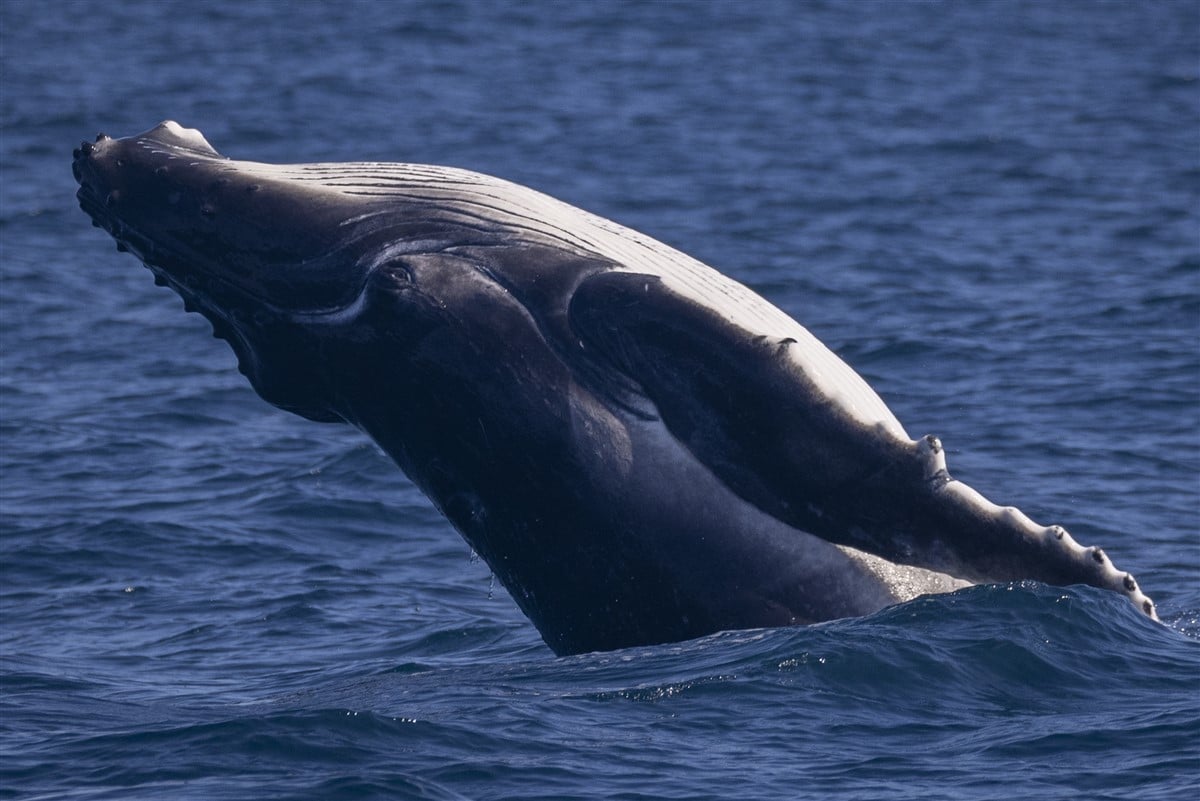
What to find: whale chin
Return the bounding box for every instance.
[73,122,1157,654]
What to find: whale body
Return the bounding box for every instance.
[73,122,1156,654]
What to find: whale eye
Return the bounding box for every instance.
[377,259,414,284]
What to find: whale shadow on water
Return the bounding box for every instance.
[73,121,1157,655]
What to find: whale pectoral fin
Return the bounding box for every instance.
[568,271,1159,621]
[568,270,903,528]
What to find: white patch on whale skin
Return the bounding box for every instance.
[146,121,221,158]
[837,544,973,602]
[210,158,911,441]
[159,121,210,148]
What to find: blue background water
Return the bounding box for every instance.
[2,1,1198,799]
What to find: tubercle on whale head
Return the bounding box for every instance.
[72,121,222,160]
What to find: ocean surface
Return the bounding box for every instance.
[2,1,1198,799]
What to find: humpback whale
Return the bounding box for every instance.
[73,121,1157,655]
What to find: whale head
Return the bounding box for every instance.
[73,122,461,424]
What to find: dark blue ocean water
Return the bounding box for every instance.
[2,1,1198,799]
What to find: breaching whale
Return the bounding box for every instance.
[73,121,1157,655]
